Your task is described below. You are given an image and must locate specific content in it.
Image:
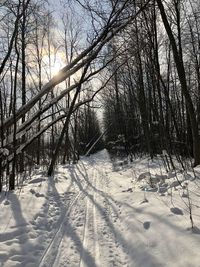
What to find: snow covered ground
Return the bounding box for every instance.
[0,150,200,267]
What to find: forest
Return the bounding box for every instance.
[1,1,200,267]
[0,0,200,191]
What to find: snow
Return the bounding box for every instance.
[0,150,200,267]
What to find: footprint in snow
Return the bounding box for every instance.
[140,198,149,204]
[35,192,45,198]
[170,207,183,215]
[3,200,10,205]
[143,221,151,230]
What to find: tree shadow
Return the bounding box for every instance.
[36,173,97,267]
[69,164,163,267]
[0,192,36,266]
[73,159,200,266]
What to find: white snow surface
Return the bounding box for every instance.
[0,149,200,267]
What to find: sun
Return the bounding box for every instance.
[51,55,64,76]
[43,53,65,77]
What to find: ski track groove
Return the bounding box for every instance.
[93,169,100,267]
[38,182,88,267]
[79,168,100,267]
[79,185,90,267]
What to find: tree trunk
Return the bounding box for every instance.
[156,0,200,166]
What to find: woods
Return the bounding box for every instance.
[0,0,200,191]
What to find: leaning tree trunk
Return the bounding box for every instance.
[47,88,80,176]
[48,62,90,176]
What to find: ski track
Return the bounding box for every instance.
[79,175,94,267]
[39,159,128,267]
[78,162,128,267]
[93,170,100,267]
[38,183,88,267]
[79,169,100,267]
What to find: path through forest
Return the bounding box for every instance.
[39,151,128,267]
[0,150,200,267]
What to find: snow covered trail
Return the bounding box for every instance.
[1,150,200,267]
[49,153,128,267]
